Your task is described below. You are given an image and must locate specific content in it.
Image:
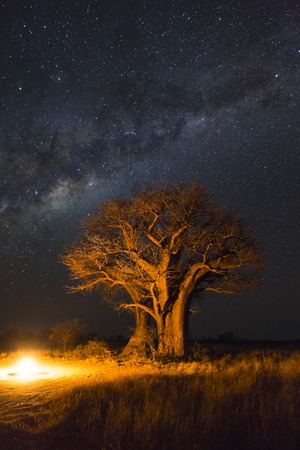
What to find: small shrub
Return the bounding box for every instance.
[71,339,111,360]
[190,342,210,361]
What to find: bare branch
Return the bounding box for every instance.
[118,302,157,320]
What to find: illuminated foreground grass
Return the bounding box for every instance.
[0,350,299,450]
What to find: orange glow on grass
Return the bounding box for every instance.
[0,354,85,382]
[0,355,59,381]
[3,356,52,381]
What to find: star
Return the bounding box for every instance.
[0,0,299,340]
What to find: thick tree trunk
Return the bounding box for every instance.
[121,308,152,358]
[157,301,186,358]
[157,314,175,357]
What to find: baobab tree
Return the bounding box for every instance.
[62,183,264,357]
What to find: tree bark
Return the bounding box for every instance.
[157,301,186,357]
[121,308,152,358]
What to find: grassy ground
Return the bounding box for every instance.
[0,348,299,450]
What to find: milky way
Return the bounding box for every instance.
[1,0,299,339]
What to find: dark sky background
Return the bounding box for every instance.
[0,0,299,340]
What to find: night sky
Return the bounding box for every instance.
[1,0,299,340]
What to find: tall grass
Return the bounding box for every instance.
[32,350,300,450]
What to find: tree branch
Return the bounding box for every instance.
[118,302,156,320]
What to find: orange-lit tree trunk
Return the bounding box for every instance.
[155,271,201,357]
[157,300,186,358]
[121,308,152,357]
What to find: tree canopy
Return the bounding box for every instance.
[62,183,264,357]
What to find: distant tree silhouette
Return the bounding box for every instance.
[62,183,264,357]
[49,319,84,351]
[217,331,237,343]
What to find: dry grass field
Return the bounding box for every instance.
[0,347,299,450]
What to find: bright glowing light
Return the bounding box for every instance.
[15,357,39,378]
[0,355,55,381]
[0,355,85,382]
